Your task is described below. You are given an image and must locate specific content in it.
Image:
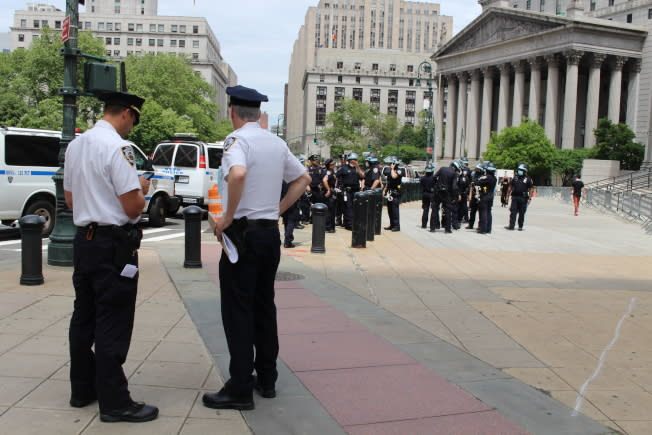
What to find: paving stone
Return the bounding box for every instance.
[0,353,67,378]
[128,385,197,417]
[81,415,184,434]
[147,342,211,364]
[179,417,252,435]
[0,408,94,435]
[129,361,211,389]
[0,377,42,407]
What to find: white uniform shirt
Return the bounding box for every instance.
[63,120,141,226]
[221,122,306,220]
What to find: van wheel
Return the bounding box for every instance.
[24,200,55,236]
[166,204,180,217]
[149,197,166,227]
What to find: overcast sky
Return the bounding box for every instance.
[0,0,483,128]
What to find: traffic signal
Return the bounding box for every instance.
[313,137,318,145]
[84,62,117,94]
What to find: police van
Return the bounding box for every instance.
[0,126,178,235]
[150,133,223,208]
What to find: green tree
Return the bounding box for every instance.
[593,118,645,170]
[552,148,597,186]
[379,145,427,164]
[483,119,557,184]
[214,118,234,140]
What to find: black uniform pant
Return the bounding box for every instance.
[335,192,344,225]
[282,202,299,244]
[324,194,336,231]
[438,191,454,231]
[509,196,528,229]
[299,194,311,223]
[69,230,137,412]
[342,189,358,230]
[219,227,281,396]
[457,194,469,222]
[386,193,400,229]
[468,197,479,228]
[478,195,494,233]
[421,192,437,229]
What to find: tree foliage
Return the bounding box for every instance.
[483,119,557,184]
[379,145,427,164]
[552,148,597,186]
[593,118,645,171]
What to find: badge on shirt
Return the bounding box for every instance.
[121,145,136,167]
[224,137,236,152]
[373,168,378,174]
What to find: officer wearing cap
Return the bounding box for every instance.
[420,164,437,231]
[383,158,403,231]
[322,158,337,233]
[203,85,310,411]
[505,163,534,231]
[64,91,159,422]
[336,153,364,230]
[334,154,347,226]
[307,154,325,209]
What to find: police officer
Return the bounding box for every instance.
[466,162,485,230]
[64,91,159,422]
[297,154,311,224]
[457,157,471,224]
[334,154,347,227]
[383,158,403,231]
[477,161,497,234]
[420,164,437,231]
[336,152,364,230]
[204,85,310,410]
[434,161,460,233]
[307,154,325,207]
[281,180,300,248]
[322,158,337,233]
[506,163,534,231]
[364,156,382,190]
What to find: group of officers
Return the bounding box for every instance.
[419,158,535,234]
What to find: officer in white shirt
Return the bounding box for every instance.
[203,85,310,411]
[63,91,159,423]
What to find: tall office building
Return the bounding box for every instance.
[287,0,453,156]
[10,1,237,118]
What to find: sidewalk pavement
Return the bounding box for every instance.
[0,197,650,434]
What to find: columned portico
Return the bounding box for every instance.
[608,56,627,123]
[445,75,457,159]
[544,54,560,145]
[528,57,542,123]
[497,63,510,132]
[467,70,482,159]
[562,50,583,149]
[512,60,526,126]
[436,78,445,159]
[627,59,642,131]
[456,72,468,158]
[480,67,494,156]
[585,53,606,149]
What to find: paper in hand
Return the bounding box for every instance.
[220,232,238,263]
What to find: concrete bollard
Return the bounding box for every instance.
[374,188,383,235]
[352,191,367,248]
[183,206,203,268]
[365,190,376,242]
[310,203,327,254]
[20,215,44,286]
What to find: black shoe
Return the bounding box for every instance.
[70,393,96,408]
[518,227,524,231]
[465,225,473,230]
[504,226,514,231]
[383,226,392,230]
[202,388,254,410]
[326,229,336,233]
[421,225,426,229]
[391,227,400,232]
[284,241,295,248]
[453,226,460,230]
[295,224,305,230]
[100,401,159,423]
[429,229,436,233]
[253,376,276,399]
[444,229,452,233]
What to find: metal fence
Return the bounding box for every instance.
[534,186,652,232]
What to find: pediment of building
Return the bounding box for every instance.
[437,9,564,57]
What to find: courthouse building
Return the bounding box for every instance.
[433,0,652,166]
[287,0,453,156]
[10,1,236,118]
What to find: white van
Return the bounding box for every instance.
[0,126,178,234]
[151,134,224,208]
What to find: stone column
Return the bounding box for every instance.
[544,54,560,145]
[608,56,627,123]
[528,57,542,123]
[497,63,510,132]
[436,75,445,159]
[445,75,457,159]
[512,60,526,126]
[562,50,583,150]
[467,70,482,159]
[480,66,494,156]
[456,72,468,158]
[626,59,642,132]
[584,53,606,149]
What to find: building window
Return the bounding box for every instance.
[540,0,546,12]
[106,37,112,45]
[41,20,48,28]
[170,39,177,47]
[353,88,363,101]
[338,75,343,83]
[391,78,396,85]
[136,23,143,32]
[107,23,113,31]
[127,38,134,45]
[149,39,155,46]
[150,24,156,32]
[649,8,652,19]
[192,53,199,60]
[135,38,142,46]
[157,39,164,47]
[114,37,121,45]
[85,22,91,30]
[193,25,199,33]
[608,0,614,5]
[33,20,39,28]
[409,79,414,86]
[180,25,187,33]
[115,23,121,31]
[316,86,327,126]
[335,86,345,110]
[370,88,380,110]
[158,24,164,32]
[374,77,379,85]
[193,40,199,48]
[98,22,105,30]
[114,50,120,57]
[389,64,396,72]
[337,61,343,69]
[627,13,633,23]
[407,65,414,72]
[20,19,26,28]
[356,76,361,83]
[18,34,24,42]
[320,74,325,82]
[171,24,178,32]
[526,0,531,10]
[128,23,135,31]
[372,63,378,71]
[354,62,361,70]
[55,20,61,29]
[179,40,186,48]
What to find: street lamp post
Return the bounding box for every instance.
[416,60,436,167]
[276,113,285,137]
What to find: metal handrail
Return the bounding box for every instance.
[585,167,652,193]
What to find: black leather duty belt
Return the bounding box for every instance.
[246,219,278,231]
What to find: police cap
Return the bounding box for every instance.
[324,158,334,167]
[309,154,319,161]
[226,85,269,108]
[99,91,145,125]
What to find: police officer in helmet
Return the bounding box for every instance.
[322,158,337,233]
[307,154,325,209]
[457,157,471,224]
[506,163,534,231]
[364,155,382,191]
[336,152,364,230]
[420,163,437,231]
[477,161,497,234]
[433,160,460,233]
[383,157,403,231]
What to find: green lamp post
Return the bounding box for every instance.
[416,60,436,167]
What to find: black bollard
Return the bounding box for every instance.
[366,191,376,242]
[20,215,44,286]
[183,206,203,268]
[351,191,367,248]
[374,188,382,235]
[310,203,327,254]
